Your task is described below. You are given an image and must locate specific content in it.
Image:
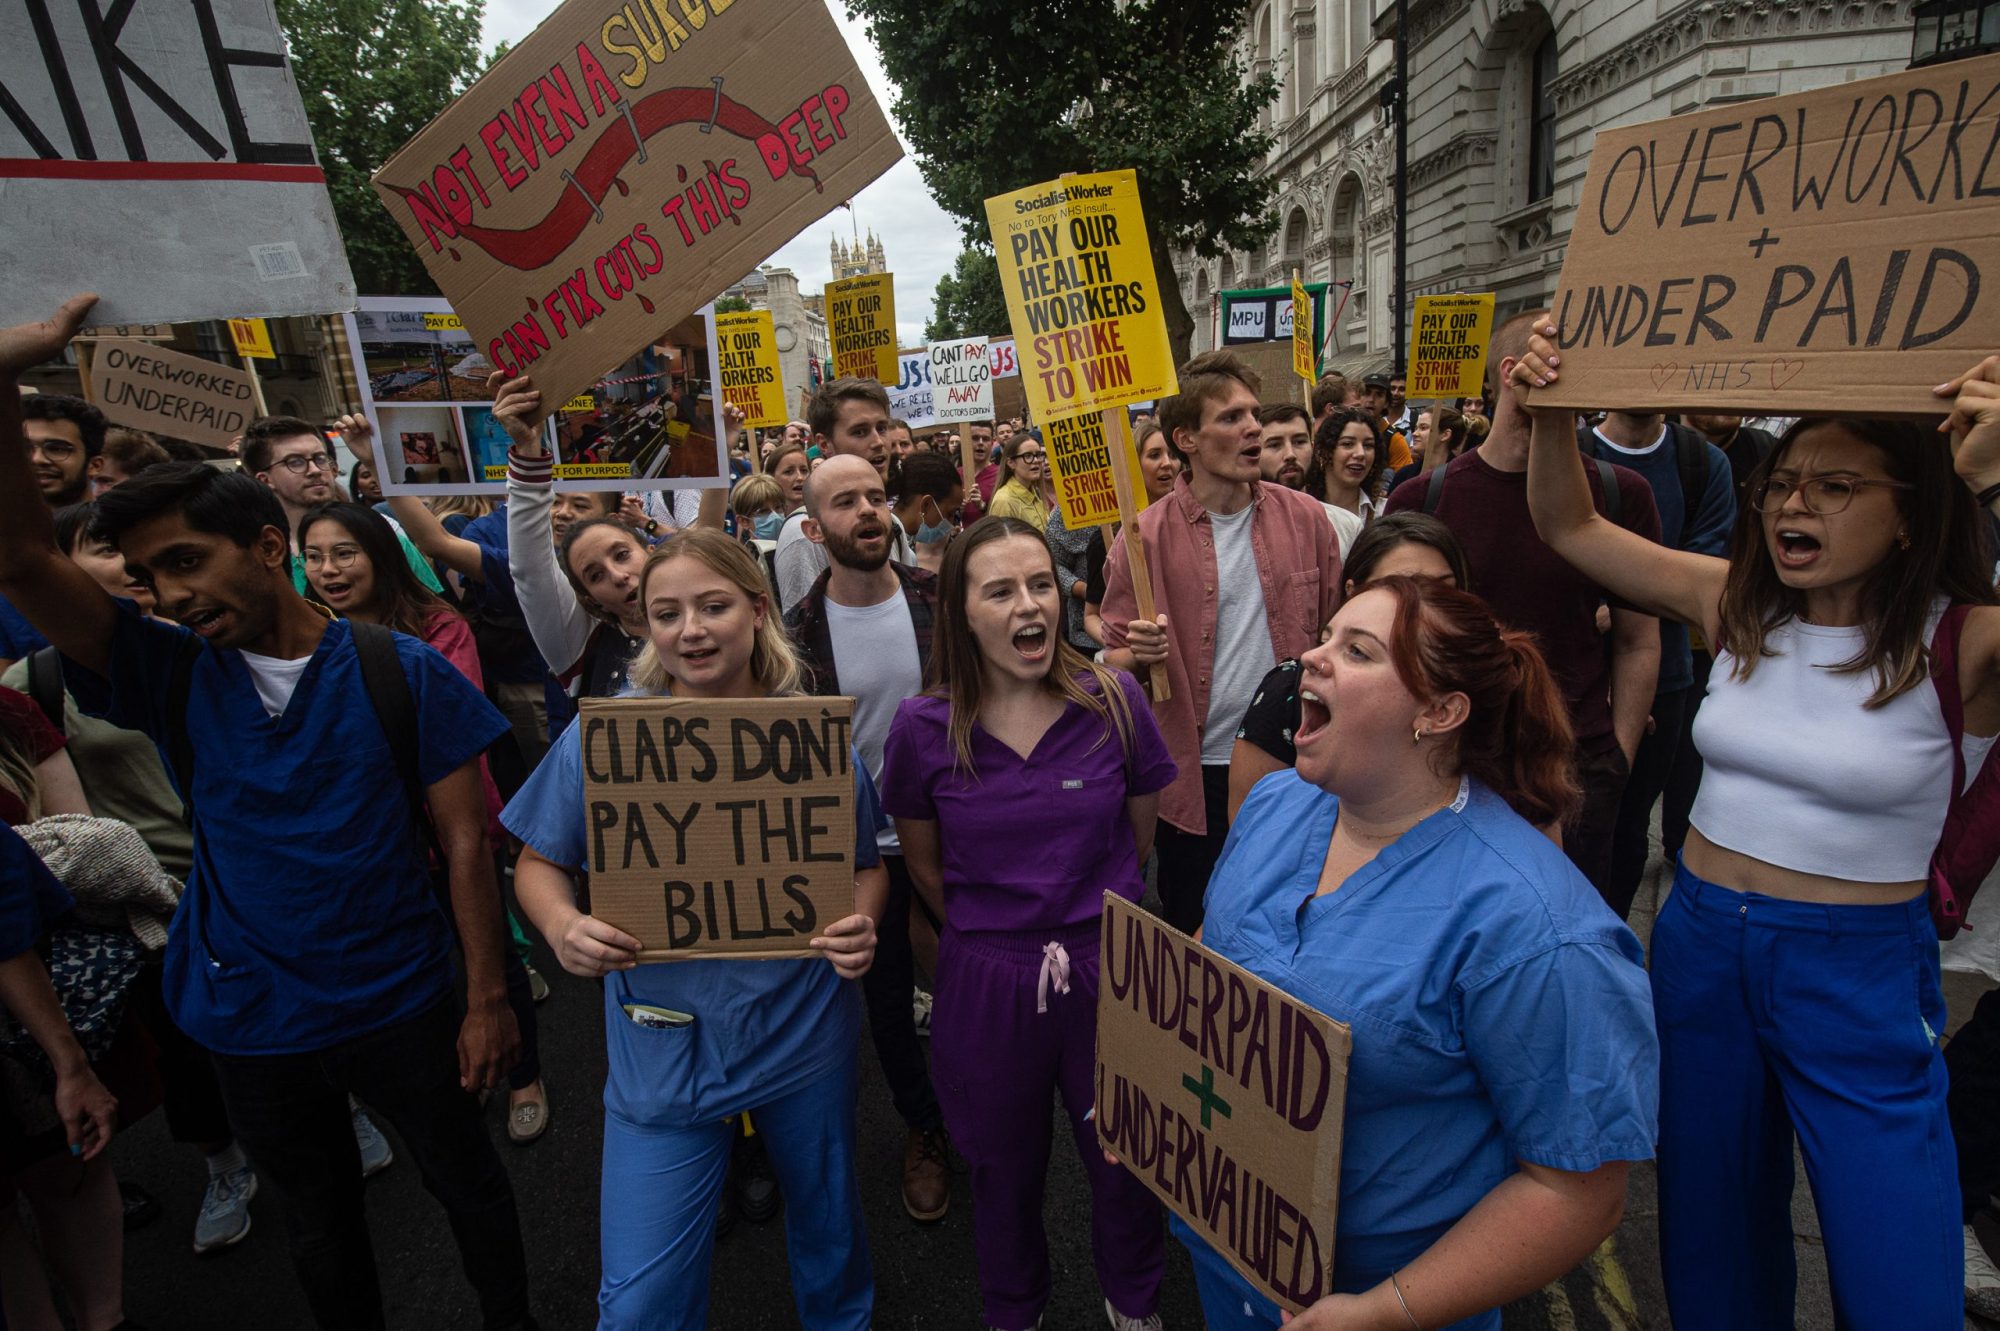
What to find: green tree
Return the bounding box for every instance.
[925,247,1010,341]
[277,0,493,296]
[849,0,1280,363]
[714,294,754,314]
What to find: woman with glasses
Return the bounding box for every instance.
[1512,330,2000,1330]
[296,502,552,1144]
[986,434,1051,530]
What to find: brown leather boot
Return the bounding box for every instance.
[901,1126,950,1222]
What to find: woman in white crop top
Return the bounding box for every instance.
[1511,330,2000,1331]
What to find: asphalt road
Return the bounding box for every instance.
[98,856,1993,1329]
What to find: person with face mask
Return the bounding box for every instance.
[890,451,964,577]
[731,474,789,549]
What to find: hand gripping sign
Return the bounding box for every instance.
[580,696,857,960]
[371,0,903,411]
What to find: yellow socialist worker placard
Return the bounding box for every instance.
[985,169,1177,422]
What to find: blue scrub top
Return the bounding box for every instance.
[101,609,510,1056]
[0,823,73,961]
[1181,772,1658,1326]
[0,593,50,661]
[502,714,883,1129]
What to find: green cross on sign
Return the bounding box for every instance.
[1182,1064,1233,1129]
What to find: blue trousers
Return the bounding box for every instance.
[596,1057,871,1331]
[1652,862,1961,1329]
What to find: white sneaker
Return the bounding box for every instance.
[1968,1224,2000,1321]
[192,1165,257,1254]
[912,988,933,1037]
[352,1103,394,1177]
[1105,1298,1163,1331]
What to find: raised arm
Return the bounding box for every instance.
[336,413,486,583]
[1939,356,2000,737]
[495,374,594,675]
[1515,326,1727,637]
[0,297,119,677]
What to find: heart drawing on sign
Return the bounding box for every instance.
[1770,358,1806,390]
[1649,363,1678,390]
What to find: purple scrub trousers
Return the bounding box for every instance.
[930,917,1166,1330]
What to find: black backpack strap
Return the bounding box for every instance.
[1592,457,1623,528]
[165,634,201,823]
[24,647,65,737]
[1421,461,1449,515]
[350,623,445,866]
[1671,423,1712,526]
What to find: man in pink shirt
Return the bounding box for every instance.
[1101,352,1342,933]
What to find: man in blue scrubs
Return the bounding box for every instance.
[0,296,538,1331]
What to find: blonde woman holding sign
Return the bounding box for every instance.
[1511,331,2000,1329]
[500,529,886,1331]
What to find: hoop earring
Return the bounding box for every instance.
[1412,726,1424,745]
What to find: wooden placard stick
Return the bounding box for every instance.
[1103,405,1170,701]
[959,420,979,515]
[239,349,269,417]
[74,341,97,402]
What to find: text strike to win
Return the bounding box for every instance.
[1098,911,1338,1305]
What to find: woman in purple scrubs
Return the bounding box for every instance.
[880,517,1177,1331]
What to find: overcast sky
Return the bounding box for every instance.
[479,0,963,346]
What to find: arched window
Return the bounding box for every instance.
[1327,175,1364,350]
[1528,30,1557,202]
[1280,206,1310,278]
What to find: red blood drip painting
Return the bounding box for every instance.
[394,86,821,272]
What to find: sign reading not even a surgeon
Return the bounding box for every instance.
[1533,51,2000,417]
[371,0,903,411]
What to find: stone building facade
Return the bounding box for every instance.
[1175,0,1918,375]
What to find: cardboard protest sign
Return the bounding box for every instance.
[929,338,993,423]
[229,319,276,360]
[1,0,357,325]
[92,340,256,450]
[1534,53,2000,417]
[1045,411,1149,529]
[1291,276,1315,384]
[827,273,899,382]
[346,296,728,495]
[888,349,939,429]
[716,310,789,429]
[1409,294,1495,399]
[1096,893,1350,1312]
[371,0,902,412]
[580,696,857,959]
[985,169,1178,421]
